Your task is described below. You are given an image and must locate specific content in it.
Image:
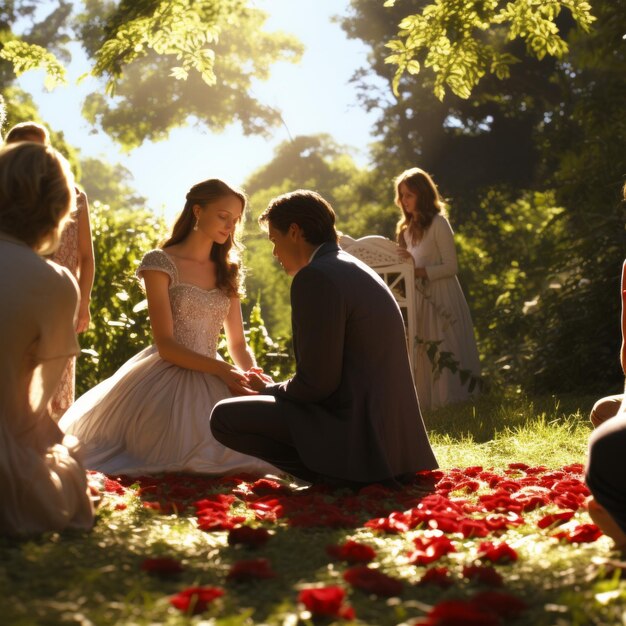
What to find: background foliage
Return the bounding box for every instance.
[76,199,167,395]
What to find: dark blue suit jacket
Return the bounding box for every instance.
[266,241,437,482]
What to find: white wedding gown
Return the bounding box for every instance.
[60,249,277,476]
[405,215,481,410]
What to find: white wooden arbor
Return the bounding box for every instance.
[339,235,417,377]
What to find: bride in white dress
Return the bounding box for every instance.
[394,167,481,411]
[60,179,277,476]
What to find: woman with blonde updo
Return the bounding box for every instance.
[0,141,94,536]
[395,167,481,411]
[60,179,277,476]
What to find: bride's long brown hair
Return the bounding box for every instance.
[394,167,445,248]
[162,179,247,297]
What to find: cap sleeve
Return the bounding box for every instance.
[136,249,177,285]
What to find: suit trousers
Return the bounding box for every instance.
[210,395,320,483]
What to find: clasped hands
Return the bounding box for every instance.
[221,363,273,396]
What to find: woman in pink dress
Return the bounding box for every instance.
[4,122,95,419]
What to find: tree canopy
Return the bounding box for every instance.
[1,0,302,148]
[382,0,595,100]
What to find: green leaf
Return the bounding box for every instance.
[406,59,421,75]
[170,66,189,80]
[0,40,67,88]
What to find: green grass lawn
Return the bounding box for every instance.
[423,390,593,469]
[2,390,625,626]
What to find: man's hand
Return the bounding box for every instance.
[246,370,272,392]
[248,367,274,383]
[217,362,257,396]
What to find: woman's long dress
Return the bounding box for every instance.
[60,249,276,476]
[49,193,85,419]
[0,233,94,536]
[405,215,481,410]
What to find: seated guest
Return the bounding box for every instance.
[586,258,626,551]
[5,121,95,420]
[210,190,438,487]
[0,141,95,536]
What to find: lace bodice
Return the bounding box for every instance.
[137,249,230,357]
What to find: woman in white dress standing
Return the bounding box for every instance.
[60,179,277,477]
[395,167,481,411]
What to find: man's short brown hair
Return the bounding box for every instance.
[259,189,338,245]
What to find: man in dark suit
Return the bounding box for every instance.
[210,189,438,486]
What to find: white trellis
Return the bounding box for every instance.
[339,235,417,377]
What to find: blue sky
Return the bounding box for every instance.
[15,0,384,224]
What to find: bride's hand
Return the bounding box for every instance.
[217,362,257,396]
[248,366,274,384]
[246,371,271,392]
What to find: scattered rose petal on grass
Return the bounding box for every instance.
[451,479,481,494]
[462,564,504,586]
[109,464,591,620]
[170,586,224,615]
[103,477,126,495]
[140,557,183,576]
[483,512,525,532]
[418,567,453,588]
[364,510,414,533]
[248,496,285,522]
[477,541,518,564]
[553,523,603,543]
[537,510,575,529]
[458,518,490,538]
[408,536,456,565]
[414,598,500,626]
[227,526,271,548]
[249,478,292,495]
[508,462,530,471]
[298,586,355,620]
[197,512,247,532]
[193,494,236,512]
[227,558,276,581]
[343,566,402,597]
[562,463,584,474]
[327,540,376,564]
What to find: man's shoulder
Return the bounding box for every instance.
[306,247,387,295]
[310,246,369,276]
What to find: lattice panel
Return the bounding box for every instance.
[340,236,417,377]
